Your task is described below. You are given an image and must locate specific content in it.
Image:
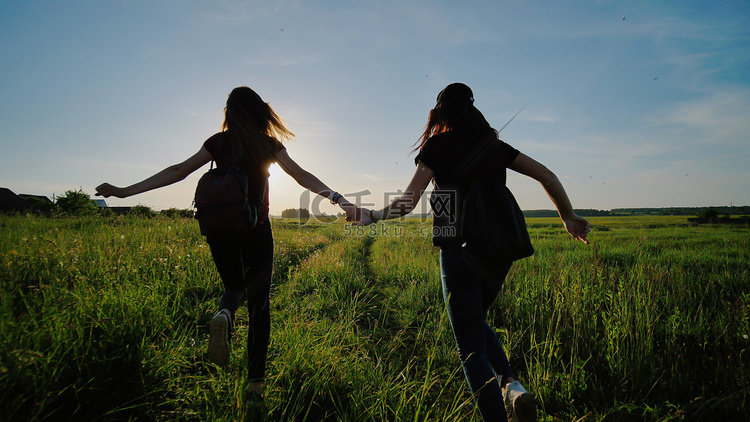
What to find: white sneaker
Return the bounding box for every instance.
[502,381,537,422]
[208,309,231,366]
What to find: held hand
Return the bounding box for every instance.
[353,208,375,226]
[95,183,127,198]
[563,214,591,244]
[338,200,360,223]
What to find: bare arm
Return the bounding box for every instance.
[275,148,357,217]
[357,162,433,224]
[96,147,213,198]
[275,149,336,196]
[509,153,591,244]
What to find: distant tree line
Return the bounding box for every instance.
[399,207,750,219]
[6,188,748,221]
[523,209,612,217]
[280,208,310,219]
[610,206,750,216]
[2,188,194,218]
[523,206,750,218]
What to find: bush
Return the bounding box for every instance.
[55,189,97,216]
[281,208,310,220]
[24,197,55,215]
[128,205,157,218]
[98,207,114,217]
[161,208,194,218]
[697,207,719,220]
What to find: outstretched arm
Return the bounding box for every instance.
[509,153,591,244]
[274,148,358,219]
[357,162,433,225]
[96,147,213,198]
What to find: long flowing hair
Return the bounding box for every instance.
[222,86,294,162]
[413,95,497,154]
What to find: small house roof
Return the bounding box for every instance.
[0,187,31,211]
[19,194,53,203]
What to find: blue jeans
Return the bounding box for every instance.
[440,245,515,422]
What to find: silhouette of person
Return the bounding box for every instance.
[96,86,356,410]
[354,83,590,421]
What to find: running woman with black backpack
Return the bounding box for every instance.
[95,86,356,410]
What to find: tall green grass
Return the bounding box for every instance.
[1,214,748,421]
[502,219,749,420]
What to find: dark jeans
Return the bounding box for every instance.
[440,245,515,422]
[207,221,273,381]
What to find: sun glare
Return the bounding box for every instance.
[268,163,283,184]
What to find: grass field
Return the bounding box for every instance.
[1,214,748,421]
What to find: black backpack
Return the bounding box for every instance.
[430,134,533,261]
[194,162,266,237]
[459,179,534,261]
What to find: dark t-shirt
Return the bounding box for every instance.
[203,132,285,223]
[415,130,519,188]
[415,130,520,245]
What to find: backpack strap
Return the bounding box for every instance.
[454,105,526,180]
[456,133,497,179]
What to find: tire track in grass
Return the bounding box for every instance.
[270,231,375,322]
[271,221,344,285]
[264,232,380,421]
[364,225,477,422]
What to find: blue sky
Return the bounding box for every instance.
[2,0,749,215]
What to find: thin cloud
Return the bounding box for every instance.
[657,91,750,146]
[283,104,347,142]
[522,109,558,124]
[363,174,384,182]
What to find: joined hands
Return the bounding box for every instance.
[339,204,375,226]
